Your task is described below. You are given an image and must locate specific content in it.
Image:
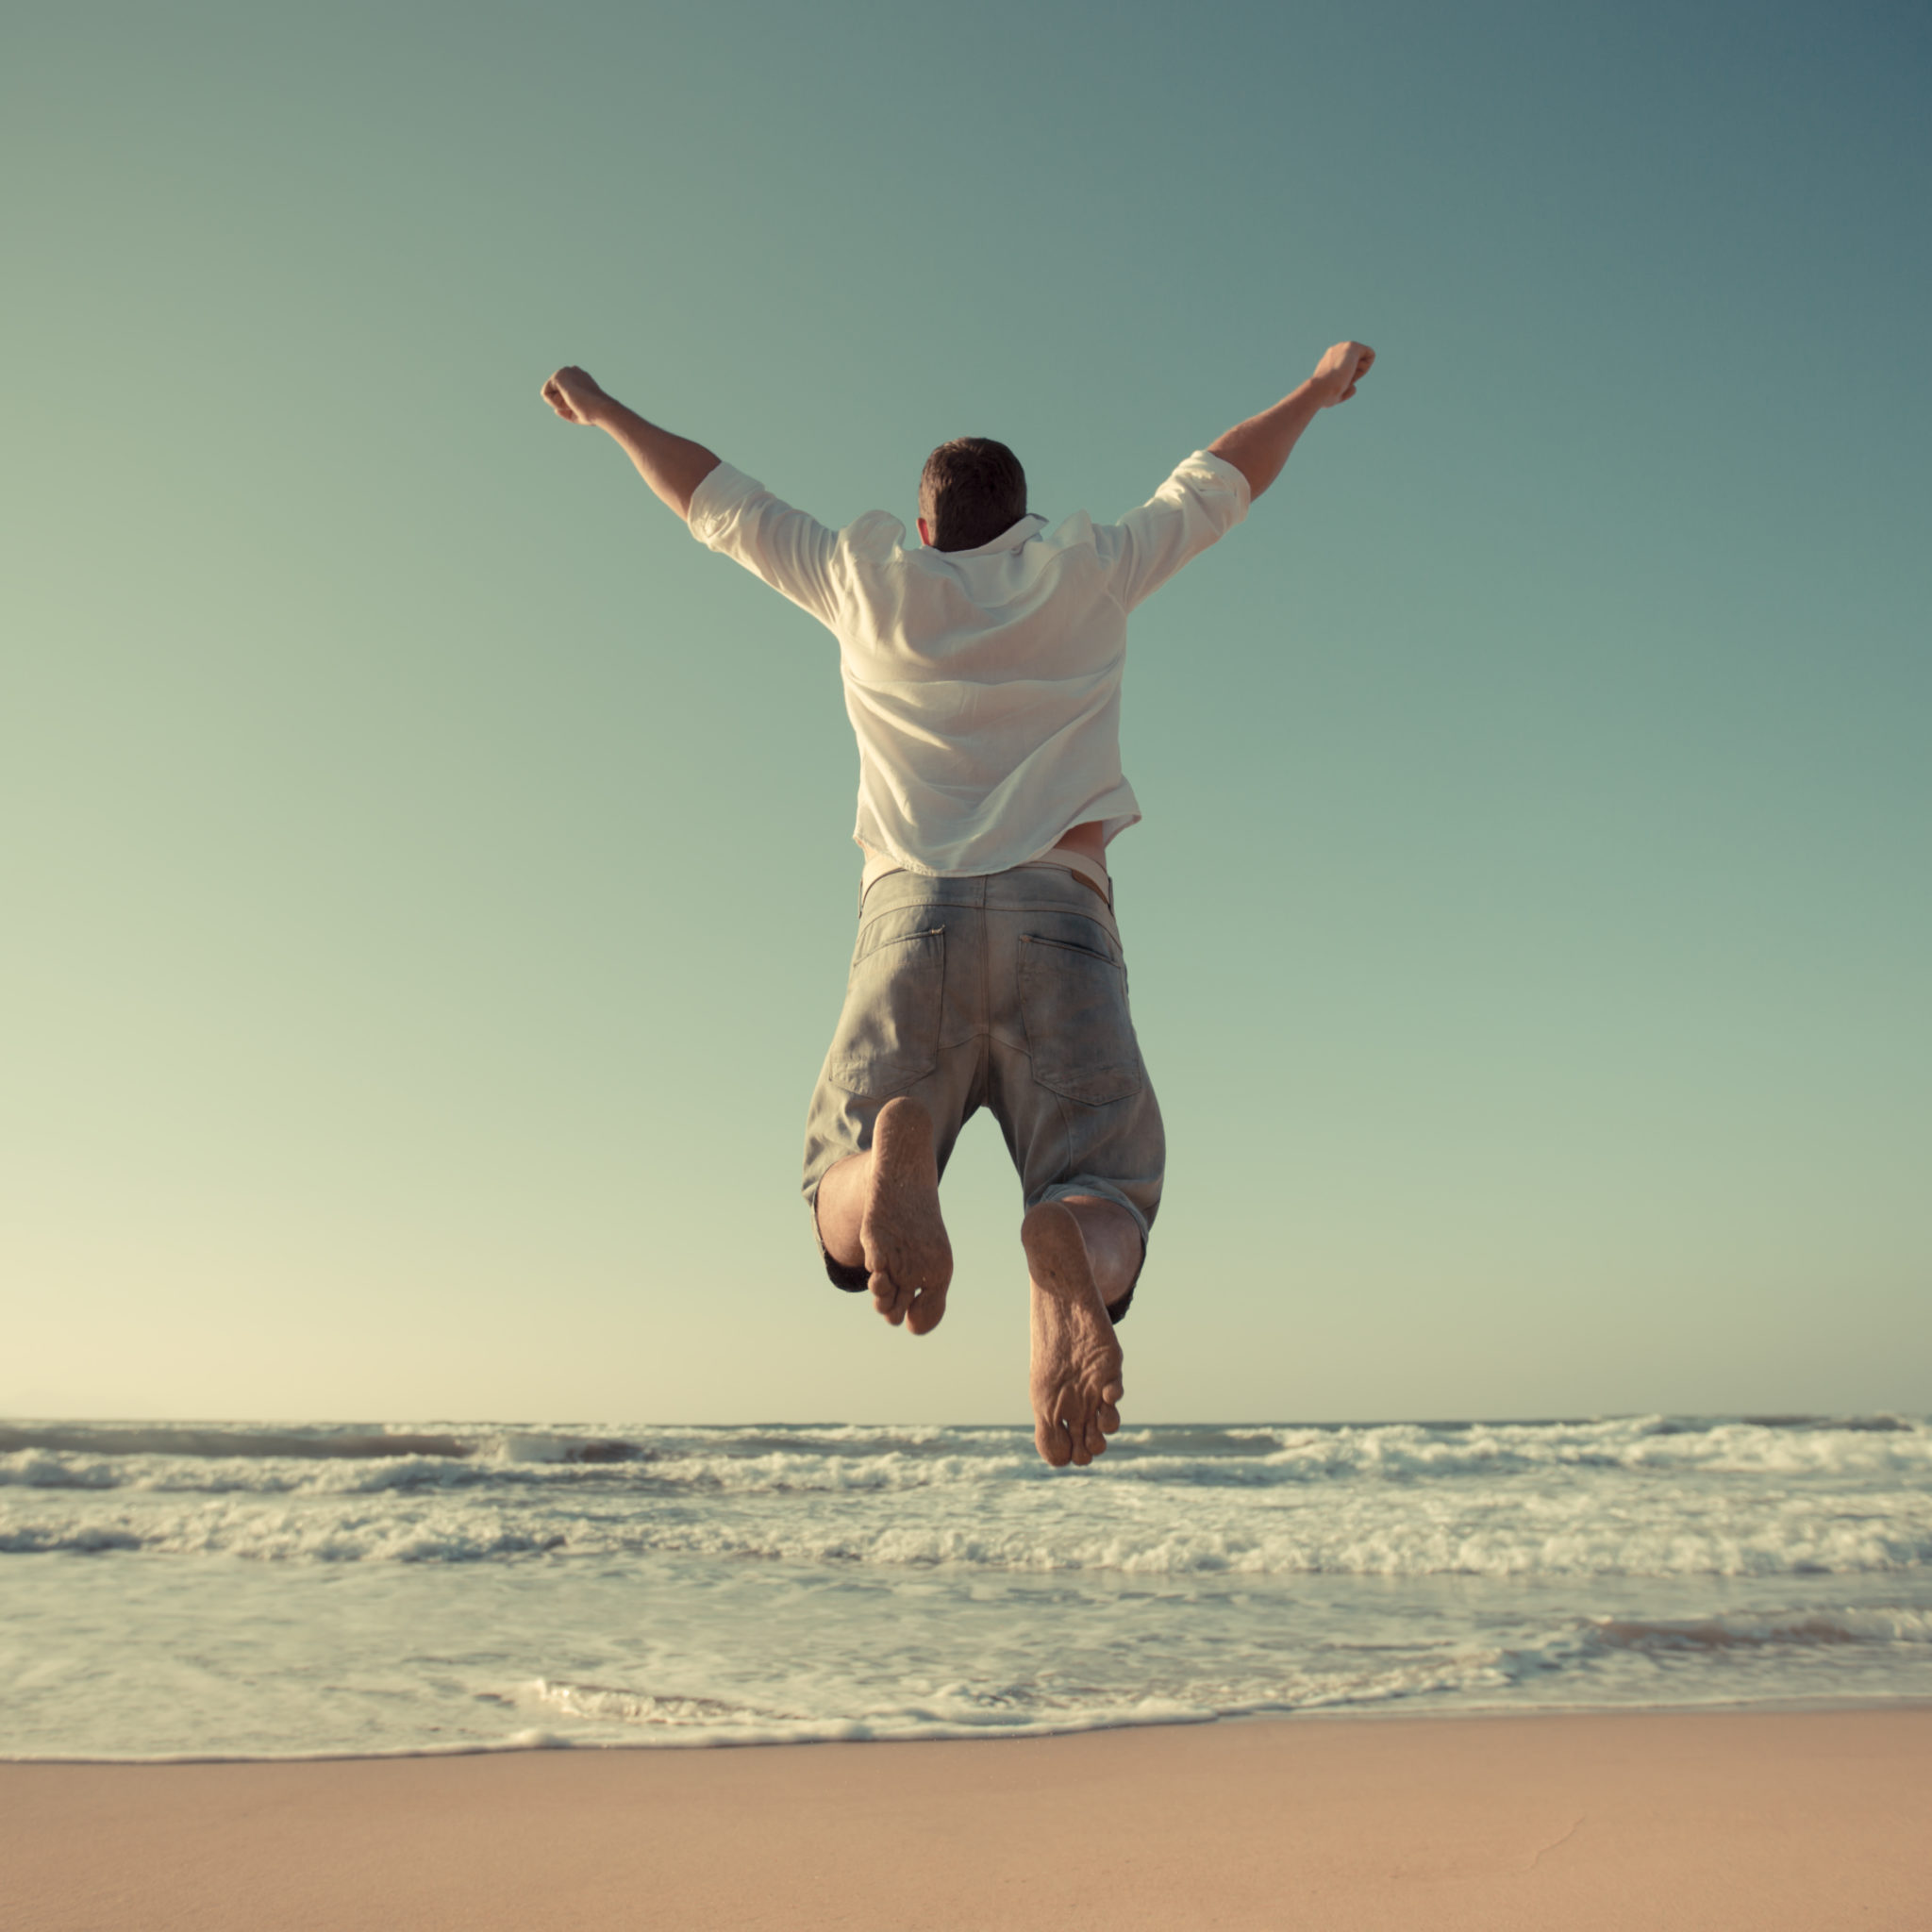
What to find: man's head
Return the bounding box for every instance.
[917,437,1027,551]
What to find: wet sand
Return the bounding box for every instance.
[7,1707,1929,1930]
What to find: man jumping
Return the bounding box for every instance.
[541,342,1375,1467]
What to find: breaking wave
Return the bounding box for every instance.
[3,1415,1927,1578]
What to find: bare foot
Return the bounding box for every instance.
[1023,1202,1125,1468]
[860,1098,953,1334]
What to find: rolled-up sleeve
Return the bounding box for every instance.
[1099,450,1251,612]
[687,462,841,628]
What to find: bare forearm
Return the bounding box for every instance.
[1208,382,1324,501]
[540,366,721,519]
[1208,341,1377,501]
[591,401,721,520]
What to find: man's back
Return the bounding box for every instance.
[688,450,1251,874]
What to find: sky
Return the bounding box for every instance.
[3,0,1927,1425]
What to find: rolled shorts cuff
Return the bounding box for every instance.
[808,1185,872,1294]
[1029,1177,1150,1245]
[1030,1179,1148,1324]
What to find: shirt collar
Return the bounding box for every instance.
[932,514,1046,560]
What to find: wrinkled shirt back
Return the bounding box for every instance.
[687,449,1249,876]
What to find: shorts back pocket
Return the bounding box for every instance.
[1018,932,1143,1107]
[826,925,946,1097]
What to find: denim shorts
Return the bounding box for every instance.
[801,866,1164,1320]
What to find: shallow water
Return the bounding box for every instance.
[4,1415,1929,1758]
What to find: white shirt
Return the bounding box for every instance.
[687,448,1251,877]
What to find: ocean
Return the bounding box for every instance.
[4,1415,1929,1760]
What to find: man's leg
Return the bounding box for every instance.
[984,872,1163,1469]
[1022,1195,1136,1469]
[815,1095,954,1334]
[804,879,983,1333]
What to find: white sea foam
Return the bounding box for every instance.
[7,1415,1931,1492]
[6,1462,1927,1575]
[7,1505,1925,1575]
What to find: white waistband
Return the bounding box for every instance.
[859,846,1112,904]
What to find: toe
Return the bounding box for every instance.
[1036,1414,1073,1468]
[1098,1401,1122,1435]
[906,1285,947,1335]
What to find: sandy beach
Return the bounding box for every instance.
[7,1707,1928,1930]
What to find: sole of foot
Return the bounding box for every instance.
[1022,1201,1125,1468]
[861,1097,953,1334]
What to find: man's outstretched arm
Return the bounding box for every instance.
[541,365,721,520]
[1103,341,1377,611]
[545,364,843,624]
[1208,341,1376,500]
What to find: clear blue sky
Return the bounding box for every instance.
[4,0,1926,1423]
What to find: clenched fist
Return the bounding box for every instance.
[541,366,612,426]
[1308,341,1375,407]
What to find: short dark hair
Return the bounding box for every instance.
[919,438,1027,552]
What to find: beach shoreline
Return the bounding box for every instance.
[7,1688,1931,1765]
[8,1706,1928,1930]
